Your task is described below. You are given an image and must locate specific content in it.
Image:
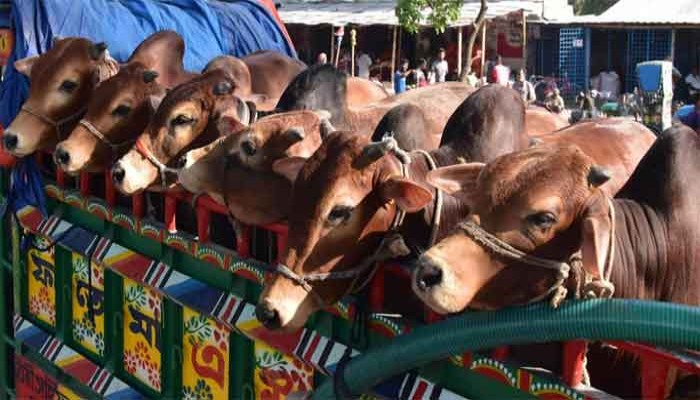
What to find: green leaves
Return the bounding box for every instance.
[396,0,463,34]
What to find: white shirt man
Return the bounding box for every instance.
[357,53,372,79]
[686,68,700,91]
[430,48,449,83]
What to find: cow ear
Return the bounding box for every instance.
[580,191,614,284]
[426,163,485,205]
[216,115,246,135]
[147,93,166,112]
[273,157,307,182]
[14,56,39,77]
[380,177,433,213]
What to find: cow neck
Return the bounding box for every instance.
[606,198,695,303]
[388,146,470,253]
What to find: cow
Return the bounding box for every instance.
[525,105,569,137]
[3,37,119,156]
[414,125,700,398]
[203,51,306,111]
[274,64,474,148]
[111,68,258,194]
[54,32,196,174]
[255,85,657,332]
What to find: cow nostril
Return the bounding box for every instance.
[175,156,187,169]
[416,263,443,291]
[255,303,281,330]
[3,134,18,151]
[112,165,125,183]
[54,148,70,165]
[241,140,256,156]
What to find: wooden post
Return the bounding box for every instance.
[457,26,463,76]
[391,25,397,87]
[522,10,528,70]
[481,21,487,78]
[330,25,335,65]
[351,28,357,77]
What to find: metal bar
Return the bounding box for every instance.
[457,26,463,76]
[391,26,397,87]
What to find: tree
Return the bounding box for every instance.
[396,0,463,34]
[460,0,487,82]
[568,0,620,15]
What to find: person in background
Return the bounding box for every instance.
[394,59,411,94]
[357,51,372,79]
[415,58,428,87]
[679,94,700,131]
[673,68,690,105]
[547,88,566,114]
[491,55,511,86]
[512,69,536,105]
[430,48,449,83]
[316,52,328,65]
[685,66,700,97]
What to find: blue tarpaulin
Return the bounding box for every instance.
[0,0,296,127]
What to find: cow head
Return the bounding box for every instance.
[4,38,118,156]
[177,110,333,225]
[55,64,166,174]
[413,144,612,313]
[256,132,433,331]
[111,69,257,194]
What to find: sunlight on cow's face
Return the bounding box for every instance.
[5,39,116,156]
[414,145,605,313]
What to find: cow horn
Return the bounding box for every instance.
[588,165,611,188]
[89,42,108,60]
[353,140,392,169]
[142,70,159,83]
[213,81,233,96]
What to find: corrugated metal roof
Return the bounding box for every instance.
[277,0,574,27]
[550,0,700,25]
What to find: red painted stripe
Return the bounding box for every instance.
[219,296,238,322]
[92,369,109,392]
[411,380,429,400]
[62,358,98,384]
[43,339,59,359]
[303,333,322,362]
[149,263,166,286]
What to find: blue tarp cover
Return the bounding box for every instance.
[0,0,296,127]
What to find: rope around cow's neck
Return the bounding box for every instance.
[266,134,444,307]
[79,119,135,153]
[20,104,85,142]
[457,197,616,308]
[134,138,179,188]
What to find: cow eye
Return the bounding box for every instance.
[171,114,194,127]
[328,205,353,224]
[527,212,556,229]
[59,80,78,92]
[112,104,131,117]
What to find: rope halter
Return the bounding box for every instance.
[78,119,135,154]
[20,104,85,142]
[134,138,180,188]
[456,197,616,308]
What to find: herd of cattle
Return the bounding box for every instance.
[3,31,699,398]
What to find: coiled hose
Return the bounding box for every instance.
[313,299,700,399]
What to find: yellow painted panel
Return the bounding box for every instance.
[54,384,81,400]
[182,307,230,400]
[254,341,314,400]
[123,279,162,392]
[71,253,105,356]
[27,237,56,327]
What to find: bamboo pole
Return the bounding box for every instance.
[330,25,335,65]
[391,26,397,87]
[351,28,357,77]
[481,21,487,79]
[522,10,528,71]
[458,26,463,76]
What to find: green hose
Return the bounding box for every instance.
[313,299,700,399]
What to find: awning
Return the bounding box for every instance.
[547,0,700,26]
[277,0,574,27]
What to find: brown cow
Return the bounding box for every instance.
[256,85,528,331]
[111,68,257,194]
[3,38,119,156]
[525,105,569,137]
[414,125,700,397]
[177,110,331,225]
[54,32,197,174]
[203,51,306,111]
[346,77,389,106]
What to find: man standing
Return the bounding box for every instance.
[316,52,328,65]
[394,59,411,94]
[679,95,700,131]
[512,69,536,104]
[685,66,700,97]
[357,52,372,79]
[491,55,511,86]
[430,48,448,83]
